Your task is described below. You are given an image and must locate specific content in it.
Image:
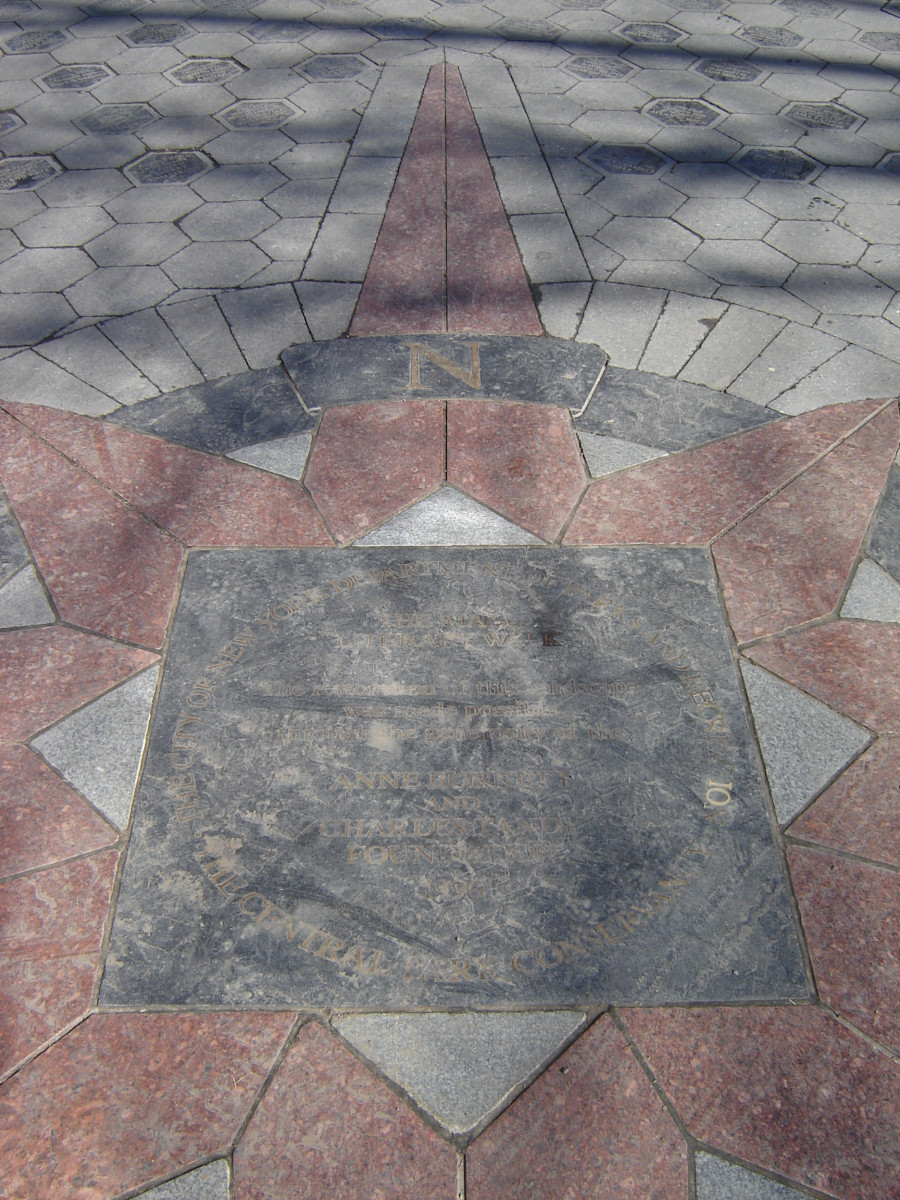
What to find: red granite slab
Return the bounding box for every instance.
[0,850,117,1078]
[789,845,899,1055]
[350,65,446,336]
[448,401,586,541]
[2,403,332,549]
[233,1021,457,1200]
[622,1005,900,1199]
[0,627,156,743]
[746,622,900,733]
[466,1014,686,1200]
[0,745,117,880]
[445,68,542,336]
[565,400,885,546]
[715,404,900,641]
[0,409,183,648]
[304,400,444,543]
[789,737,900,868]
[0,1011,295,1200]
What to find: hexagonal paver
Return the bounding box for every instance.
[218,100,296,129]
[766,220,866,265]
[179,199,275,241]
[191,163,286,201]
[125,151,212,185]
[859,32,900,53]
[0,156,60,191]
[646,99,722,127]
[299,54,370,82]
[37,168,129,208]
[161,241,268,288]
[0,247,94,291]
[565,56,633,80]
[675,198,775,239]
[582,144,668,175]
[786,263,894,314]
[688,240,796,285]
[694,58,762,83]
[58,134,143,171]
[204,130,292,164]
[167,58,243,85]
[16,206,113,247]
[139,117,223,152]
[85,221,189,266]
[64,264,175,315]
[40,64,111,90]
[4,29,67,53]
[598,216,701,260]
[77,104,158,135]
[736,148,818,181]
[617,23,683,44]
[247,20,317,42]
[740,25,803,47]
[123,22,190,46]
[786,103,859,130]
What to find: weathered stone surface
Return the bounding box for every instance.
[103,548,806,1009]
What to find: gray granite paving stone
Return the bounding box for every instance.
[0,499,28,588]
[163,241,269,289]
[577,431,666,477]
[101,308,203,392]
[688,239,796,287]
[739,659,871,826]
[814,315,900,362]
[578,282,667,369]
[227,432,313,480]
[16,206,113,248]
[354,487,544,546]
[161,295,247,380]
[535,281,592,339]
[868,465,900,585]
[0,564,55,629]
[85,221,188,265]
[334,1011,586,1133]
[773,344,900,413]
[640,294,726,376]
[728,322,843,405]
[32,665,159,831]
[598,215,700,260]
[511,213,590,282]
[695,1152,812,1200]
[675,198,774,240]
[840,559,900,623]
[131,1159,230,1200]
[293,280,360,340]
[301,212,383,281]
[679,307,784,391]
[0,246,95,292]
[329,155,400,214]
[66,263,176,315]
[180,200,276,242]
[0,347,116,413]
[38,326,157,404]
[218,284,311,368]
[104,183,201,223]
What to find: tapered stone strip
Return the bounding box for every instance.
[349,65,446,336]
[445,67,542,335]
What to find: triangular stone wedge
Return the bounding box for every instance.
[137,1161,230,1200]
[31,665,159,830]
[840,558,900,623]
[0,564,54,628]
[354,486,543,546]
[739,660,871,826]
[695,1151,813,1199]
[226,433,313,481]
[577,432,666,478]
[333,1011,586,1135]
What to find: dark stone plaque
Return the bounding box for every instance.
[102,549,808,1009]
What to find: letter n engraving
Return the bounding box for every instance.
[405,342,483,391]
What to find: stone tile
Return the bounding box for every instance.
[577,432,666,477]
[841,559,900,622]
[32,665,159,831]
[788,845,899,1053]
[37,327,157,406]
[510,213,590,285]
[687,239,796,286]
[305,400,443,543]
[334,1011,585,1133]
[218,284,310,368]
[786,264,894,316]
[0,1012,295,1199]
[789,736,900,868]
[0,496,27,587]
[746,621,900,732]
[738,660,871,825]
[466,1014,687,1200]
[141,1160,231,1200]
[160,296,247,380]
[0,850,118,1076]
[728,324,844,407]
[622,1005,900,1199]
[266,177,333,216]
[111,366,311,454]
[639,295,727,376]
[0,563,54,628]
[5,404,332,549]
[679,307,784,391]
[491,155,564,214]
[354,485,543,546]
[714,403,900,639]
[66,263,176,317]
[252,217,318,263]
[773,345,900,415]
[0,407,183,647]
[448,401,586,541]
[163,242,269,289]
[816,314,900,362]
[766,220,866,265]
[15,205,113,248]
[102,308,205,392]
[0,294,76,348]
[0,246,94,293]
[577,282,667,369]
[536,281,592,338]
[675,197,775,239]
[192,164,287,202]
[302,212,382,282]
[0,350,116,415]
[227,433,312,481]
[566,401,882,546]
[234,1022,457,1200]
[180,200,277,242]
[869,465,900,584]
[85,220,189,265]
[598,215,700,262]
[695,1151,825,1200]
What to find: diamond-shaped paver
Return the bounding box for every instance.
[0,156,60,191]
[740,25,803,47]
[737,148,818,180]
[125,150,211,185]
[218,100,295,129]
[299,54,370,81]
[786,103,859,130]
[167,58,243,85]
[4,29,66,53]
[565,56,633,80]
[77,104,158,135]
[646,99,722,127]
[40,65,110,90]
[859,32,900,53]
[0,112,23,136]
[582,144,667,175]
[617,22,683,43]
[124,22,189,46]
[694,58,762,82]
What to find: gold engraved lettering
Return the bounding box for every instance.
[404,341,483,391]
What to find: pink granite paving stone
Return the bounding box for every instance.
[2,403,332,549]
[0,744,117,879]
[466,1014,687,1200]
[349,65,446,336]
[445,67,542,336]
[746,622,900,733]
[564,400,885,547]
[788,845,899,1055]
[0,1011,295,1200]
[304,400,444,543]
[0,850,117,1078]
[789,736,900,868]
[448,401,586,542]
[0,408,183,648]
[715,403,900,641]
[0,627,156,743]
[622,1005,900,1199]
[233,1020,457,1200]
